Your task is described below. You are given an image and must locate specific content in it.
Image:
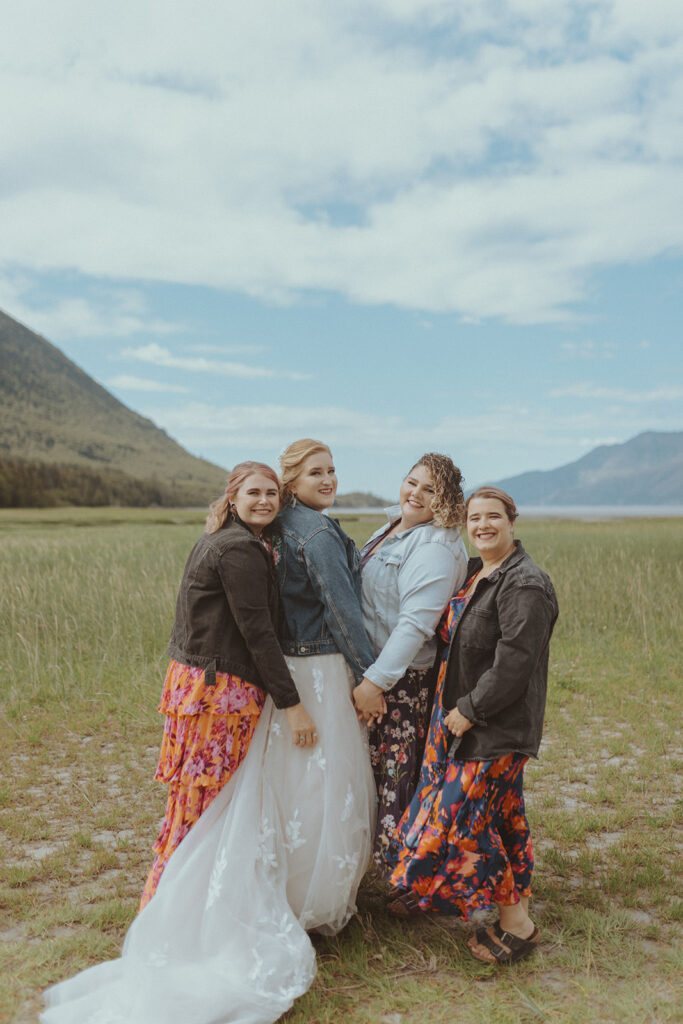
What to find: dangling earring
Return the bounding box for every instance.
[229,503,237,517]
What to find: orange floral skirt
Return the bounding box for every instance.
[140,658,265,909]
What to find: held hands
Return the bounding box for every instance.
[443,707,473,738]
[353,677,387,724]
[284,702,318,748]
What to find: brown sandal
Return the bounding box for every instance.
[467,922,540,964]
[387,888,422,917]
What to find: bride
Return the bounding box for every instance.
[42,439,376,1024]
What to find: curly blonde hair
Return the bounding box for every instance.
[205,461,280,534]
[279,438,332,503]
[408,453,465,528]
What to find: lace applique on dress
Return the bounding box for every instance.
[144,942,170,967]
[248,948,276,986]
[340,784,354,822]
[284,809,306,852]
[306,747,326,773]
[312,666,324,703]
[266,719,282,751]
[256,818,278,870]
[333,851,360,877]
[206,844,230,908]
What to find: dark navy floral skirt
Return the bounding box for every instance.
[386,653,534,917]
[367,666,435,873]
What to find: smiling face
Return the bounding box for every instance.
[398,463,436,528]
[232,472,280,534]
[466,497,515,562]
[290,451,338,511]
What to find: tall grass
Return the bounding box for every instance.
[0,511,681,1023]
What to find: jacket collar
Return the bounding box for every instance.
[225,514,271,540]
[466,539,526,580]
[382,504,434,537]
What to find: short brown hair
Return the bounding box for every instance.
[465,486,518,522]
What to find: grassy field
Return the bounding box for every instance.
[0,508,681,1023]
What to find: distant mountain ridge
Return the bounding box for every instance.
[493,431,683,505]
[333,491,389,509]
[0,309,228,507]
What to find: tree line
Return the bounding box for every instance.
[0,458,204,508]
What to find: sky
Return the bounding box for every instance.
[1,0,682,501]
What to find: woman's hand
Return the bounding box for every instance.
[284,703,318,748]
[353,678,388,723]
[443,707,473,737]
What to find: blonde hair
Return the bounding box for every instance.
[205,461,280,534]
[409,453,465,529]
[279,438,332,503]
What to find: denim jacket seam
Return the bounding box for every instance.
[306,557,361,666]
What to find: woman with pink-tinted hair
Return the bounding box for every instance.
[140,461,315,907]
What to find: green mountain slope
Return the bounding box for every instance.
[493,431,683,505]
[0,309,228,506]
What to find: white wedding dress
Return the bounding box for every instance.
[42,654,376,1024]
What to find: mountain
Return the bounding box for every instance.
[333,491,389,509]
[493,431,683,505]
[0,309,228,507]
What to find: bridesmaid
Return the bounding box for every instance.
[352,453,467,870]
[42,447,375,1024]
[140,462,315,908]
[387,487,558,965]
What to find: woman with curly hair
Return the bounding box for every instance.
[353,453,468,871]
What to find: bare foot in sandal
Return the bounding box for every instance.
[467,921,540,964]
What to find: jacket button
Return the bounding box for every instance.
[299,645,307,653]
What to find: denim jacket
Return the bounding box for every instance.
[361,506,468,690]
[276,501,374,682]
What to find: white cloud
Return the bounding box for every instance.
[135,396,681,492]
[106,375,190,394]
[122,342,311,381]
[187,343,268,355]
[0,274,180,340]
[559,340,618,359]
[148,399,647,454]
[550,383,683,402]
[0,1,682,323]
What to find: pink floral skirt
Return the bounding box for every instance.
[140,658,265,909]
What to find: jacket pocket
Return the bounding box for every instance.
[459,608,500,649]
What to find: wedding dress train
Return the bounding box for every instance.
[42,654,376,1024]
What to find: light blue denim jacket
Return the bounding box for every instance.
[276,501,375,682]
[361,506,468,691]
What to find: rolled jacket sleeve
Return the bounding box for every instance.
[365,541,467,691]
[456,585,556,724]
[215,544,301,709]
[303,528,374,681]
